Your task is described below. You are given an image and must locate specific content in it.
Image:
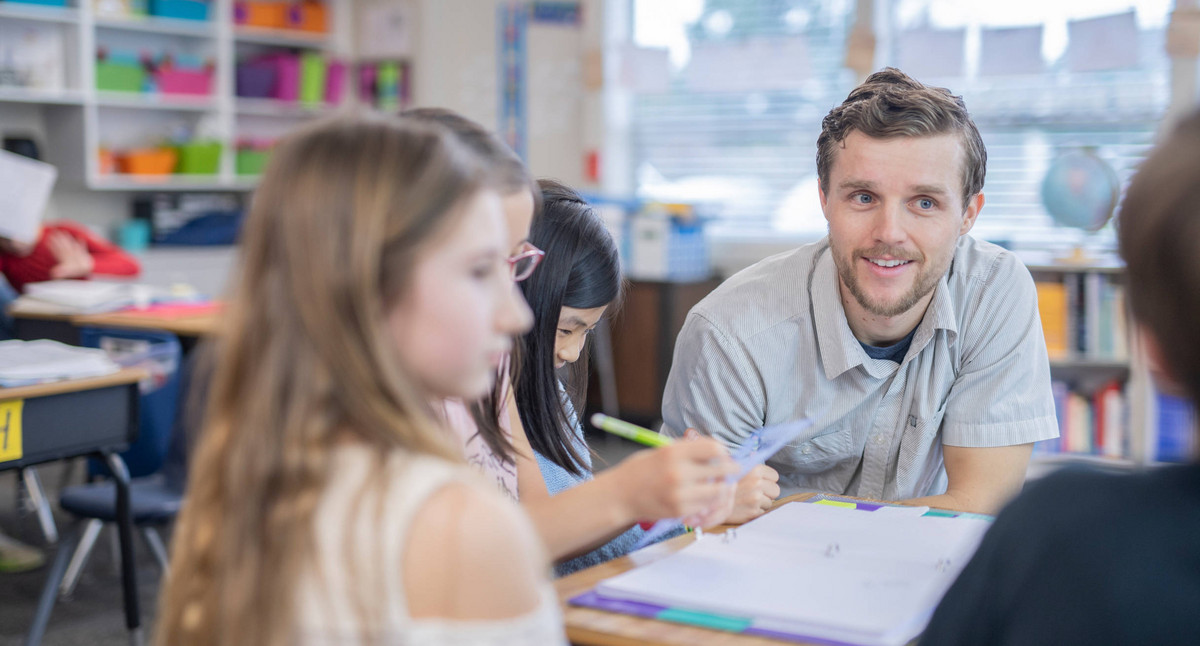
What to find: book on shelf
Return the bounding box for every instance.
[1035,273,1127,361]
[1037,379,1127,458]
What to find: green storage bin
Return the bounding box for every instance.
[96,61,146,93]
[236,148,270,176]
[176,140,221,175]
[299,52,327,106]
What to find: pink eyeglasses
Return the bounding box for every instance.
[507,242,545,282]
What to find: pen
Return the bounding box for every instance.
[589,413,674,448]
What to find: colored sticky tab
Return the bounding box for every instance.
[0,399,24,464]
[814,499,856,509]
[658,608,753,632]
[922,509,958,518]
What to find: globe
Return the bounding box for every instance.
[1040,148,1120,233]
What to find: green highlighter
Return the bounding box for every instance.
[589,413,674,448]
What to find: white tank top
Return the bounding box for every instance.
[294,444,565,645]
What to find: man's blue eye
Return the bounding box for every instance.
[918,199,934,209]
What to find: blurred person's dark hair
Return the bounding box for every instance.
[1117,108,1200,407]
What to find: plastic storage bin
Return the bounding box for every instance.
[286,1,327,33]
[235,1,286,28]
[299,52,325,105]
[176,140,221,174]
[4,0,70,7]
[235,60,276,98]
[155,65,212,95]
[149,0,209,21]
[235,147,269,175]
[119,148,177,175]
[96,61,146,93]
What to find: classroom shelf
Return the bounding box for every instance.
[234,97,338,117]
[88,174,253,192]
[1049,358,1131,370]
[95,15,217,38]
[0,86,84,106]
[234,26,330,49]
[0,2,79,24]
[95,91,218,112]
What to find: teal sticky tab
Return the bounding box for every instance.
[657,608,753,632]
[922,509,957,518]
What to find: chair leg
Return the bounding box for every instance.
[24,521,83,646]
[139,526,170,574]
[21,468,59,544]
[58,519,103,598]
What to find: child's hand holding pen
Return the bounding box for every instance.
[591,414,738,530]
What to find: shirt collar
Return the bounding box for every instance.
[811,242,959,380]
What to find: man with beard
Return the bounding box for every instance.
[661,68,1058,520]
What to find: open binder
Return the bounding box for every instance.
[579,499,992,646]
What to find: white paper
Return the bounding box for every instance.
[979,26,1045,76]
[0,339,119,387]
[896,27,966,79]
[1066,11,1139,73]
[0,149,57,245]
[600,502,991,646]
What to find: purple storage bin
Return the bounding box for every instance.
[325,61,345,104]
[236,61,276,98]
[271,54,300,102]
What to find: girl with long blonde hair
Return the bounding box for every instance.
[155,115,565,645]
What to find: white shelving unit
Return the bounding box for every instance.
[0,0,354,193]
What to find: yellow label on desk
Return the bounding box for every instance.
[0,400,23,463]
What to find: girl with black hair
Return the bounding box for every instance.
[510,180,736,576]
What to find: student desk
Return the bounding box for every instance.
[0,369,147,646]
[557,492,830,646]
[12,306,220,354]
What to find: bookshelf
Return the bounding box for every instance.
[1028,261,1196,469]
[0,0,398,193]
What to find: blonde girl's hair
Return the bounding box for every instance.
[155,114,493,646]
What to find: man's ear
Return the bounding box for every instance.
[959,192,984,236]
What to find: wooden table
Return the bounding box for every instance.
[556,493,824,646]
[12,305,220,354]
[0,369,147,646]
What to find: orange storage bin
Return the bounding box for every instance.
[238,1,287,29]
[289,1,327,33]
[118,148,178,175]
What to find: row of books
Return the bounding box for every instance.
[1035,273,1127,360]
[1037,380,1127,457]
[1036,380,1197,463]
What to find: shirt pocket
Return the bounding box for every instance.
[790,427,854,474]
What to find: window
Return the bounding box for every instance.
[624,0,1172,253]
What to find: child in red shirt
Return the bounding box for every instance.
[0,220,140,293]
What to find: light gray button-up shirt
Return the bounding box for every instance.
[661,235,1058,500]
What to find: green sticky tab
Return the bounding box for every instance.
[658,608,753,632]
[922,509,957,518]
[814,499,857,509]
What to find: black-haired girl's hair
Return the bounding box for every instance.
[515,179,623,475]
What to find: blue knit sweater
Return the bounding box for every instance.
[533,384,680,576]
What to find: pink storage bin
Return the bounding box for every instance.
[268,54,300,102]
[157,67,213,96]
[325,60,345,104]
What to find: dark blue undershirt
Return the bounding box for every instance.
[859,326,918,363]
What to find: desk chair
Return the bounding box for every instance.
[25,353,197,646]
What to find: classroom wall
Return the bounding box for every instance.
[409,0,602,189]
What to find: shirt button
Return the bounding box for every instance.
[801,445,813,455]
[872,434,887,445]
